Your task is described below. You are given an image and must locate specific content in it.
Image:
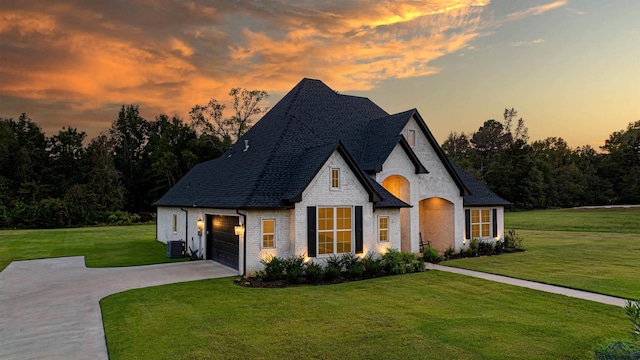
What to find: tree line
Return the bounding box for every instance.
[442,109,640,209]
[1,99,637,228]
[0,89,268,228]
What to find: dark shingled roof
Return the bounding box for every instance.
[154,78,469,209]
[450,161,512,206]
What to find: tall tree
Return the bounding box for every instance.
[601,120,640,203]
[190,88,269,152]
[47,126,87,197]
[109,105,149,212]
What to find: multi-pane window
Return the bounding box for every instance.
[408,130,416,147]
[262,219,275,248]
[172,214,177,233]
[471,209,491,238]
[318,207,352,255]
[379,216,389,242]
[331,168,340,189]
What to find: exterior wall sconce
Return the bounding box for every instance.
[234,225,245,236]
[196,218,204,236]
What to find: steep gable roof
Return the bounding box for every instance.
[154,78,408,209]
[449,161,511,206]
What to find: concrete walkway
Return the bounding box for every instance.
[426,263,629,307]
[0,257,237,360]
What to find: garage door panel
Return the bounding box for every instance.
[206,215,239,270]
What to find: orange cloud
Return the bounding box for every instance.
[0,0,567,139]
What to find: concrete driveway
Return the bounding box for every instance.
[0,257,237,360]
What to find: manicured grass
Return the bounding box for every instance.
[443,208,640,299]
[504,207,640,233]
[0,225,186,271]
[102,271,628,360]
[444,230,640,299]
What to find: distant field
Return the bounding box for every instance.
[444,207,640,299]
[0,225,185,271]
[504,207,640,233]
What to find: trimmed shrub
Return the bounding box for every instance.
[323,265,341,281]
[494,240,504,254]
[382,248,404,275]
[362,252,383,277]
[284,255,305,284]
[466,238,479,257]
[422,247,442,264]
[304,262,324,284]
[444,246,455,260]
[342,253,364,278]
[260,255,286,281]
[478,240,494,256]
[325,254,344,272]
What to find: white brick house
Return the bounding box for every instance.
[154,79,510,275]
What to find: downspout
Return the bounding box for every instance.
[236,209,247,277]
[180,207,188,248]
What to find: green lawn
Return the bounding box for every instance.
[0,225,186,271]
[102,271,627,360]
[443,208,640,299]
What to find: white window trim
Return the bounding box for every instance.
[378,215,389,242]
[261,219,277,249]
[172,214,178,234]
[330,167,340,190]
[471,208,492,239]
[317,206,353,256]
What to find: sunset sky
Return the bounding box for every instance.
[1,0,638,148]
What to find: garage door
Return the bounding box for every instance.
[206,215,239,270]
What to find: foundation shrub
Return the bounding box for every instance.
[362,252,383,277]
[478,240,494,256]
[260,255,286,281]
[304,262,324,284]
[342,253,364,278]
[422,246,442,264]
[323,265,341,281]
[284,255,305,284]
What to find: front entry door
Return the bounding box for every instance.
[206,215,240,270]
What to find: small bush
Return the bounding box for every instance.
[444,246,455,260]
[362,252,383,277]
[304,262,324,284]
[494,240,504,254]
[260,255,286,281]
[594,299,640,358]
[284,255,305,284]
[325,254,344,272]
[504,229,524,250]
[594,341,640,360]
[466,238,479,257]
[422,247,442,264]
[382,248,404,275]
[323,265,341,281]
[342,253,364,278]
[478,240,494,256]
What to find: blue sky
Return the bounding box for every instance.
[1,0,638,148]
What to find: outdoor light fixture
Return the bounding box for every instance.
[234,225,245,236]
[196,218,204,236]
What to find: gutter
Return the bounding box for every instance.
[236,209,247,277]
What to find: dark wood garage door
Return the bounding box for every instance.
[206,215,240,270]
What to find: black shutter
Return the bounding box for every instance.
[355,206,363,254]
[465,209,471,240]
[307,207,316,257]
[492,208,498,238]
